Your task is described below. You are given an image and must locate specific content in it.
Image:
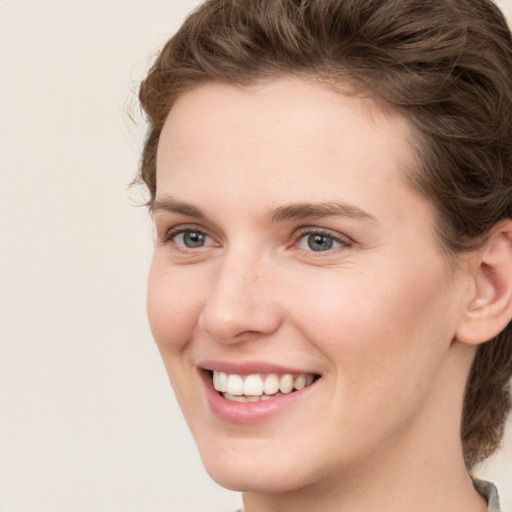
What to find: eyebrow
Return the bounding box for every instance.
[152,198,206,219]
[152,197,377,223]
[269,201,378,223]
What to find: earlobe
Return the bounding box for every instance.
[456,220,512,346]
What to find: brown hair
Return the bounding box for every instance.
[138,0,512,467]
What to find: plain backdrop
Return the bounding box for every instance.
[1,1,511,511]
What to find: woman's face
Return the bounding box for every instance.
[148,78,470,493]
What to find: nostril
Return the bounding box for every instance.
[197,269,282,343]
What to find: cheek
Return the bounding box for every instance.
[146,262,208,422]
[146,261,205,354]
[290,263,456,397]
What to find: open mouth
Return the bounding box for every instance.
[208,370,320,403]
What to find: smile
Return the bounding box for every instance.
[200,365,322,423]
[211,371,317,402]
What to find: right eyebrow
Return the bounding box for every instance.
[151,197,206,220]
[269,201,378,223]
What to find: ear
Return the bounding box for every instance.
[456,219,512,346]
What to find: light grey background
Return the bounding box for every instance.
[1,1,511,511]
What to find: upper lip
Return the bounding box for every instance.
[198,360,320,375]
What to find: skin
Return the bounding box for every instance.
[147,78,488,512]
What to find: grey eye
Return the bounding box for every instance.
[307,234,334,251]
[176,230,209,248]
[297,232,345,252]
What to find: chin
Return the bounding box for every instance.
[196,440,321,493]
[205,462,311,493]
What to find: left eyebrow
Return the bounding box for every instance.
[151,197,206,219]
[269,201,378,223]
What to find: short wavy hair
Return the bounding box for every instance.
[138,0,512,467]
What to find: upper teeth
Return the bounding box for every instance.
[212,371,315,396]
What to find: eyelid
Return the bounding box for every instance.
[292,226,352,251]
[160,223,216,247]
[157,223,351,253]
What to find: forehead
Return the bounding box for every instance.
[160,77,413,148]
[156,78,420,214]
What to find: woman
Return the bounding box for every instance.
[138,0,512,510]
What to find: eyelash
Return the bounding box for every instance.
[160,224,352,254]
[161,224,213,248]
[292,227,352,254]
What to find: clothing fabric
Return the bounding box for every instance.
[473,479,500,512]
[234,479,501,512]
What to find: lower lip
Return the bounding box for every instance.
[200,370,317,424]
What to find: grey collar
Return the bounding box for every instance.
[473,480,500,512]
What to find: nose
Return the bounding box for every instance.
[198,252,282,343]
